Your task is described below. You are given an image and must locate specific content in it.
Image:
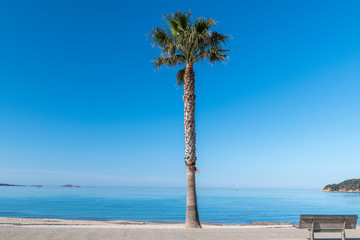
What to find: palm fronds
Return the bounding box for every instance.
[176,69,185,86]
[149,11,230,84]
[153,55,186,69]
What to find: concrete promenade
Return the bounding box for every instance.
[1,218,360,240]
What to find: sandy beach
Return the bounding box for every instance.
[1,218,360,240]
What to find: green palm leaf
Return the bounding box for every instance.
[149,10,230,83]
[176,68,185,86]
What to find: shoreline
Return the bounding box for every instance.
[0,217,294,228]
[321,189,360,193]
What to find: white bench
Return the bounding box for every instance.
[298,215,357,240]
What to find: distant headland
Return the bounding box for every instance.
[1,183,41,187]
[322,178,360,192]
[0,183,25,187]
[0,183,82,188]
[61,184,80,188]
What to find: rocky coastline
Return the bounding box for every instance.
[321,187,360,193]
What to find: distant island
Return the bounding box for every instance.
[61,184,80,188]
[0,183,25,187]
[0,183,81,188]
[322,178,360,192]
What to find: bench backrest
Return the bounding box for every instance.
[299,215,358,230]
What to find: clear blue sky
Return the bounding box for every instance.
[1,0,359,188]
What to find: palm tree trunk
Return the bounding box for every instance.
[183,63,201,228]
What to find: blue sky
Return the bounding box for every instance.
[0,0,359,188]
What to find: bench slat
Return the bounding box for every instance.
[299,215,357,230]
[301,215,358,220]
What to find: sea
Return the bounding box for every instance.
[0,187,359,224]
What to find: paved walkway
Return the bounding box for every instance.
[1,226,360,240]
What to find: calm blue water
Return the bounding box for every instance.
[0,187,359,224]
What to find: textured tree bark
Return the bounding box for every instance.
[183,63,201,228]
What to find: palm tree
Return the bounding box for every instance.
[149,11,230,228]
